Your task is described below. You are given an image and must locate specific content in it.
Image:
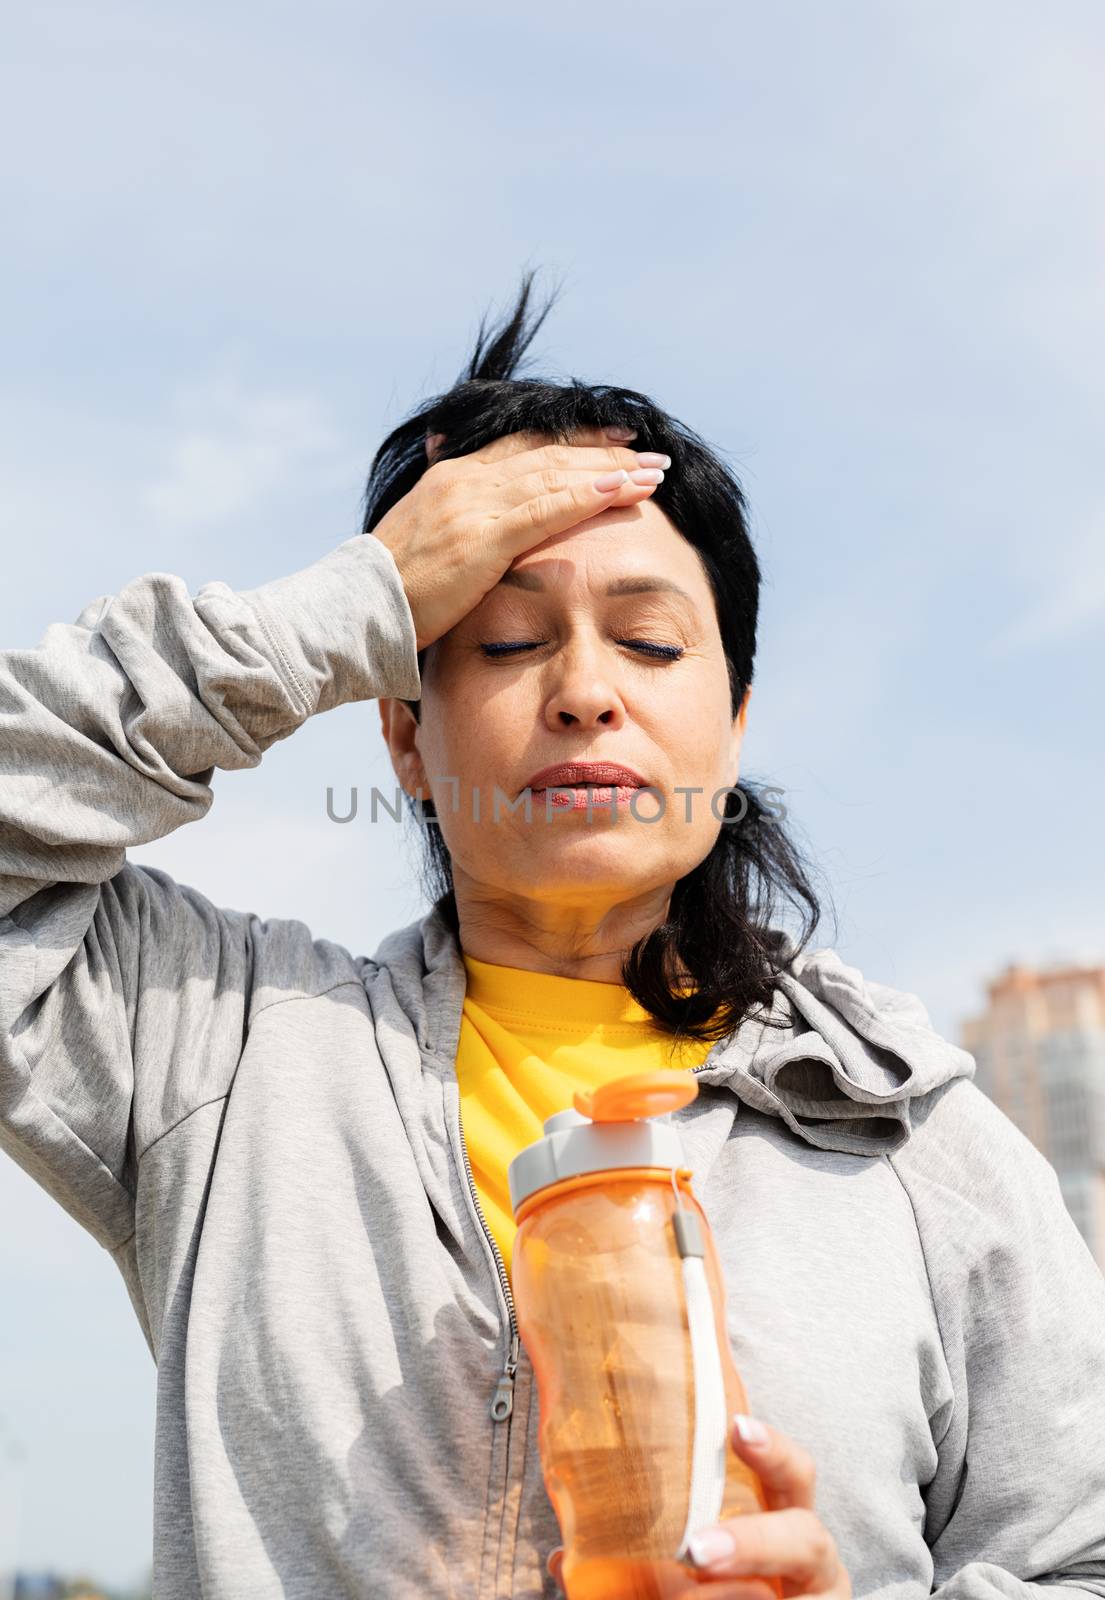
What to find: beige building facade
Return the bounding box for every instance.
[961,961,1105,1268]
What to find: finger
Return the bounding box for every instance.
[524,424,638,450]
[473,427,638,465]
[546,1547,564,1587]
[493,473,658,556]
[730,1414,817,1512]
[489,441,664,481]
[687,1507,840,1590]
[495,463,665,513]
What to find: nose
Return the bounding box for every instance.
[543,638,627,730]
[554,701,619,727]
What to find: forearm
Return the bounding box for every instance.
[0,533,419,916]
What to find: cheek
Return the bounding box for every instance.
[650,690,732,771]
[417,697,516,786]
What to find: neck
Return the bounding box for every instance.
[449,869,676,984]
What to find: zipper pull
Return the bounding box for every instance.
[489,1334,520,1423]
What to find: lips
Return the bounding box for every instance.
[522,761,648,793]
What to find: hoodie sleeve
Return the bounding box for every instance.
[0,533,420,1252]
[890,1077,1105,1600]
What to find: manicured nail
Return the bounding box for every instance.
[734,1413,769,1446]
[593,469,629,492]
[603,426,638,441]
[629,468,664,485]
[635,452,671,469]
[687,1527,737,1568]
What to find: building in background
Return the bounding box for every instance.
[7,1576,150,1600]
[961,960,1105,1269]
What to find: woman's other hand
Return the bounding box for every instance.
[369,427,669,652]
[678,1413,853,1598]
[545,1413,852,1600]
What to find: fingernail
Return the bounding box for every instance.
[628,468,664,485]
[593,469,629,492]
[603,426,638,441]
[734,1413,769,1446]
[635,452,671,469]
[687,1527,737,1568]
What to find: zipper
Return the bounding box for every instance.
[455,1097,521,1423]
[457,1054,715,1425]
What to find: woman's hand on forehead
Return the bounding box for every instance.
[473,423,640,465]
[370,428,671,652]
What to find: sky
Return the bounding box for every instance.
[2,0,1104,1586]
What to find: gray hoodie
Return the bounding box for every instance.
[2,532,1104,1600]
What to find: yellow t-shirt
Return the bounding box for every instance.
[455,952,716,1281]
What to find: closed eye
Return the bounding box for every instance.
[479,640,684,661]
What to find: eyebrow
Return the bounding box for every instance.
[497,570,695,603]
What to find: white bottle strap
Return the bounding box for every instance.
[672,1204,728,1561]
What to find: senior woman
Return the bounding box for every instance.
[1,282,1104,1600]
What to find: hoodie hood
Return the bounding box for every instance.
[373,902,976,1160]
[694,937,976,1155]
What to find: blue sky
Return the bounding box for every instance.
[2,0,1104,1586]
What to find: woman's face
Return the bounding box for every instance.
[381,498,750,915]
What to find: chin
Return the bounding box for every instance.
[512,840,670,887]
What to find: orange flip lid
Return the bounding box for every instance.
[573,1069,699,1124]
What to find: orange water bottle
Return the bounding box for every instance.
[508,1070,784,1600]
